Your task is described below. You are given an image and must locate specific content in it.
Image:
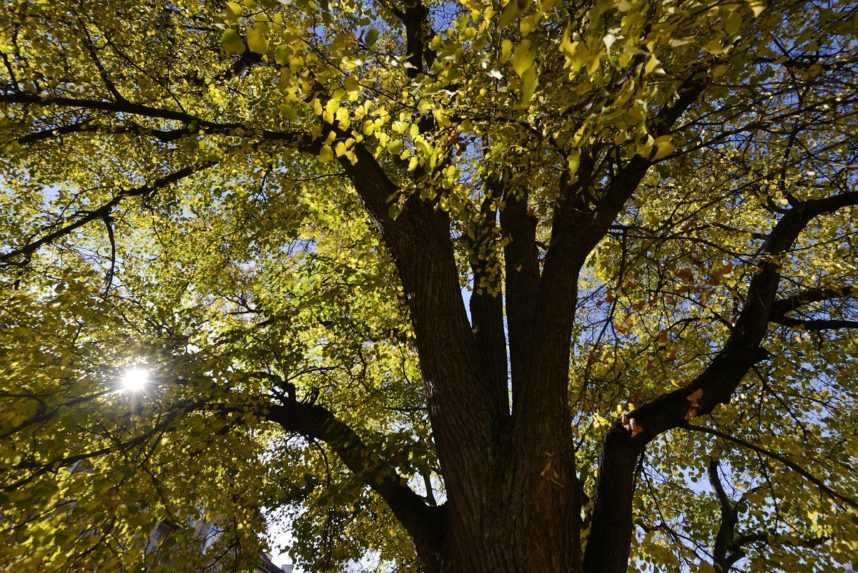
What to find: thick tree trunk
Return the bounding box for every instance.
[430,459,582,573]
[418,363,581,573]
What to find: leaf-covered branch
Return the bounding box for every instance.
[263,399,444,564]
[691,425,858,510]
[0,162,216,266]
[584,191,858,573]
[624,192,858,442]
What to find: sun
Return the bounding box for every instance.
[119,366,151,393]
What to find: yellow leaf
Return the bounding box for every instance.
[224,2,242,22]
[325,97,340,118]
[511,40,534,76]
[499,0,519,29]
[319,145,334,163]
[636,134,655,158]
[247,23,269,54]
[652,135,674,160]
[344,76,360,95]
[748,0,765,17]
[603,33,616,52]
[704,39,729,55]
[587,51,602,75]
[520,15,538,35]
[712,64,729,79]
[519,66,538,106]
[392,120,408,134]
[619,45,636,68]
[560,25,575,58]
[567,149,580,174]
[335,107,350,130]
[668,37,694,47]
[644,54,660,75]
[501,39,514,63]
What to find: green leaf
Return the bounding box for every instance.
[567,150,581,174]
[365,28,379,48]
[725,11,743,36]
[274,44,290,65]
[220,29,245,55]
[224,2,242,23]
[499,1,520,29]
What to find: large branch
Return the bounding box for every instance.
[584,191,858,573]
[336,142,505,544]
[770,285,854,317]
[545,65,709,281]
[499,182,539,410]
[704,446,843,570]
[467,183,509,420]
[770,284,856,330]
[771,316,858,330]
[527,67,709,408]
[0,92,222,126]
[263,400,443,564]
[2,399,199,491]
[627,193,858,441]
[707,459,741,572]
[3,87,491,553]
[2,91,317,151]
[15,120,195,145]
[498,65,710,573]
[402,0,434,76]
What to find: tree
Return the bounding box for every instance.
[1,0,856,571]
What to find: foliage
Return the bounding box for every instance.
[1,0,856,571]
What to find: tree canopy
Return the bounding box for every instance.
[1,0,856,571]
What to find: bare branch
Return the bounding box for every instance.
[771,285,855,317]
[771,317,858,330]
[101,213,116,295]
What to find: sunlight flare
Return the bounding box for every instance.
[119,366,150,393]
